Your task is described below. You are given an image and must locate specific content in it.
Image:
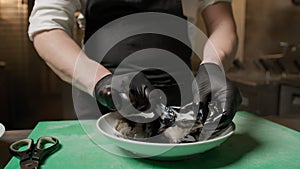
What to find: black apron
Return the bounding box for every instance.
[75,0,193,117]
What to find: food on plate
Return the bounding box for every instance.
[114,102,222,143]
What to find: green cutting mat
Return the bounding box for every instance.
[5,111,300,169]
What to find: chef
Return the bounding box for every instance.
[28,0,241,130]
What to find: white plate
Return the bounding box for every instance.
[0,123,5,138]
[96,112,235,160]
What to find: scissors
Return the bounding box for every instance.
[9,136,60,169]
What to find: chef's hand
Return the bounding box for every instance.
[194,63,242,130]
[94,72,154,113]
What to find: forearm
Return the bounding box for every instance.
[33,29,111,95]
[203,24,238,70]
[201,2,238,70]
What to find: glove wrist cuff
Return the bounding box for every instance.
[93,74,112,98]
[200,63,223,72]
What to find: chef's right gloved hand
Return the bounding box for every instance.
[194,63,242,130]
[94,72,154,113]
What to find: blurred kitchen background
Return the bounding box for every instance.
[0,0,300,131]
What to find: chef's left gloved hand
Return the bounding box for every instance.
[194,63,242,130]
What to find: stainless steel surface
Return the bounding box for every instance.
[230,72,300,117]
[232,81,280,116]
[279,85,300,116]
[228,52,300,117]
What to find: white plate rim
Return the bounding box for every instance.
[0,123,5,138]
[96,113,235,147]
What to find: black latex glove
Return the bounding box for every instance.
[94,72,154,113]
[194,63,242,130]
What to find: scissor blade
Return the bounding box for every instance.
[20,160,39,169]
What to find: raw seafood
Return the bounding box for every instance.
[115,102,223,143]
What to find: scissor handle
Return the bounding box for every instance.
[9,138,34,161]
[32,136,60,161]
